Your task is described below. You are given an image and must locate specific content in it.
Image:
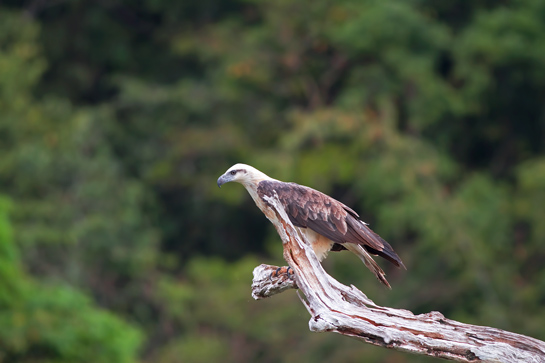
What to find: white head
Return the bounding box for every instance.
[217,163,272,188]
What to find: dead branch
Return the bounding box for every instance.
[251,194,545,362]
[251,264,297,300]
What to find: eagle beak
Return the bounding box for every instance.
[217,174,228,188]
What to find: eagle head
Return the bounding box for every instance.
[217,163,271,188]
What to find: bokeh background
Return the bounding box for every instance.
[1,1,545,362]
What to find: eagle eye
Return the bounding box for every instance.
[230,170,237,176]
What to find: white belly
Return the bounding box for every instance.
[300,228,334,261]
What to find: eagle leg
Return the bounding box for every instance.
[271,266,295,281]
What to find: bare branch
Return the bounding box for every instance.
[251,194,545,362]
[251,264,297,300]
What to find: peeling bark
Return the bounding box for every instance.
[251,194,545,362]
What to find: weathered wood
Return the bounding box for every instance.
[251,264,297,300]
[251,194,545,362]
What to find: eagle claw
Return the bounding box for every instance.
[286,266,294,279]
[270,266,295,281]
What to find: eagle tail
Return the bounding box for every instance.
[347,218,406,269]
[343,244,391,289]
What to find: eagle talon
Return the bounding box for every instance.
[270,267,282,280]
[270,266,294,281]
[286,266,294,279]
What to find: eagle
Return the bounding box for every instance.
[217,163,405,288]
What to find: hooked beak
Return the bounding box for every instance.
[217,174,228,188]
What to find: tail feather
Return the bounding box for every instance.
[346,217,405,269]
[344,244,391,289]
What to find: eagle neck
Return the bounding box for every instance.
[242,177,276,209]
[243,182,260,202]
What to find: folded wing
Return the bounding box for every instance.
[257,180,404,269]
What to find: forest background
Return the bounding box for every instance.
[1,1,545,362]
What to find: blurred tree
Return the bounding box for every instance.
[0,7,158,322]
[0,196,143,363]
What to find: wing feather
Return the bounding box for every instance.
[257,180,404,268]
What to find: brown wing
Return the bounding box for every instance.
[257,180,404,268]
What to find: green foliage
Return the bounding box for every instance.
[0,284,143,363]
[0,198,21,307]
[0,197,143,363]
[0,10,159,317]
[1,1,545,362]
